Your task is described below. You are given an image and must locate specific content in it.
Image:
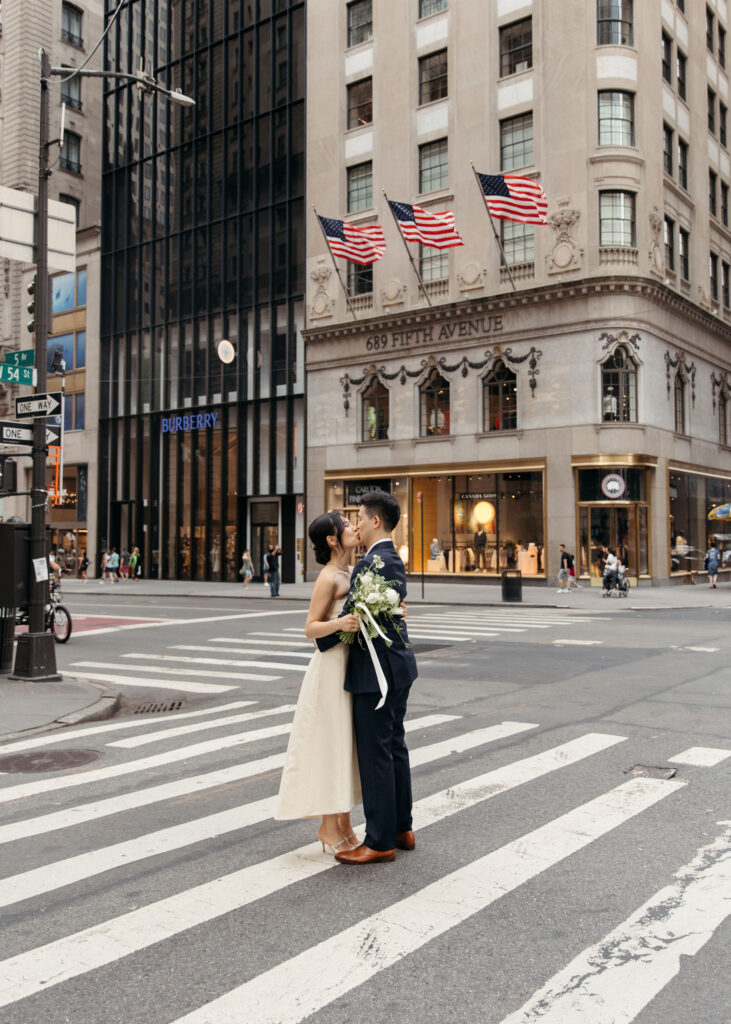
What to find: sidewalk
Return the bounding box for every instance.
[1,575,726,744]
[59,574,731,610]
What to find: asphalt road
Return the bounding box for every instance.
[0,594,728,1024]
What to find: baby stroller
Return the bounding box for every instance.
[602,562,629,598]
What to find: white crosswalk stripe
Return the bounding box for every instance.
[0,694,724,1024]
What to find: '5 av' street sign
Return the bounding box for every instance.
[0,420,62,446]
[15,392,62,418]
[0,363,37,387]
[1,349,35,367]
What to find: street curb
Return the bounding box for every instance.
[0,680,122,745]
[55,687,122,726]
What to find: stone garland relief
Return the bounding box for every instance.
[546,197,583,276]
[665,349,697,405]
[339,346,543,415]
[711,369,730,411]
[599,329,641,354]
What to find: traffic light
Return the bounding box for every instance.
[0,458,17,494]
[26,276,36,335]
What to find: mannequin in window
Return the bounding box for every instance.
[367,405,377,440]
[603,386,618,421]
[429,408,446,434]
[474,525,487,571]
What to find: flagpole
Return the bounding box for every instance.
[470,163,517,293]
[313,207,358,321]
[383,190,433,307]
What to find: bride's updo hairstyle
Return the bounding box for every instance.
[309,512,345,565]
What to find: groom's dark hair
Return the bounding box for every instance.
[360,490,400,531]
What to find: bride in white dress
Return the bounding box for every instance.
[275,513,362,854]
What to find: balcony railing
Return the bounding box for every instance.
[60,155,81,174]
[500,261,535,283]
[61,28,83,46]
[350,293,374,313]
[61,93,82,111]
[599,246,639,266]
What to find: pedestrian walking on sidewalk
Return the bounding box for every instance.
[239,549,253,590]
[557,544,579,592]
[705,540,720,588]
[267,544,282,596]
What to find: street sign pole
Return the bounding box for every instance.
[12,49,60,682]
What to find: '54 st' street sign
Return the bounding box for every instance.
[0,363,37,387]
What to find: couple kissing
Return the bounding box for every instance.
[275,489,418,864]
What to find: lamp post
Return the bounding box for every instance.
[12,50,194,680]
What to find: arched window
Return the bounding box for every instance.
[674,371,686,434]
[361,376,389,441]
[720,391,728,445]
[601,345,637,422]
[483,360,517,431]
[420,368,450,436]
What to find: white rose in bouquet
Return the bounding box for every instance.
[385,587,399,607]
[366,591,381,604]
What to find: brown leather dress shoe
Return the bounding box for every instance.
[396,830,415,851]
[335,844,396,864]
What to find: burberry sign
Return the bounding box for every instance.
[365,314,504,353]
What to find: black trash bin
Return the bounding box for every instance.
[501,569,522,602]
[0,609,16,673]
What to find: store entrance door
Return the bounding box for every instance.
[580,504,649,578]
[252,524,278,581]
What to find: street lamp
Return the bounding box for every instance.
[12,50,194,681]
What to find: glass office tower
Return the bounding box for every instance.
[100,0,305,581]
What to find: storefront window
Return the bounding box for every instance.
[411,472,544,574]
[361,377,389,441]
[420,369,450,436]
[483,360,517,431]
[670,470,731,573]
[577,468,649,577]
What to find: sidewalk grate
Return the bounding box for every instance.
[0,749,101,774]
[623,764,677,780]
[132,700,185,714]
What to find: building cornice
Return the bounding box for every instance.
[304,275,731,345]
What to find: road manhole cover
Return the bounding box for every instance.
[0,749,101,774]
[624,764,677,780]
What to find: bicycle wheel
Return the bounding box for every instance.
[50,604,72,643]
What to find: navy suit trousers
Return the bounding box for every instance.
[352,683,413,851]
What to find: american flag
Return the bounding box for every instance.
[317,216,386,264]
[388,201,464,249]
[476,173,548,225]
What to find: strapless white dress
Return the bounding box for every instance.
[275,605,361,819]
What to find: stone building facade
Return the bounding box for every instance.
[305,0,731,585]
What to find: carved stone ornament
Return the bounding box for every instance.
[458,261,485,292]
[380,278,406,308]
[546,197,583,275]
[711,370,730,411]
[599,330,641,354]
[309,261,334,321]
[648,206,665,278]
[2,259,9,299]
[665,349,697,405]
[338,344,544,414]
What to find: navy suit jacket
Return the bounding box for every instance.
[316,540,418,695]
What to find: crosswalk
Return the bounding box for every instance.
[0,698,727,1022]
[66,608,609,695]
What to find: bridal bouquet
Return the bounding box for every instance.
[338,554,403,646]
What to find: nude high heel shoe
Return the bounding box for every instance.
[319,836,351,856]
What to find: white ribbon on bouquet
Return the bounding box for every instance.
[355,601,392,710]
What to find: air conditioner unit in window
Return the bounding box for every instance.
[515,61,529,73]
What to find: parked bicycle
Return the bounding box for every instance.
[15,576,72,643]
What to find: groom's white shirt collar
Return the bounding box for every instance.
[366,538,392,555]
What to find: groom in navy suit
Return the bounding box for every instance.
[317,490,418,863]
